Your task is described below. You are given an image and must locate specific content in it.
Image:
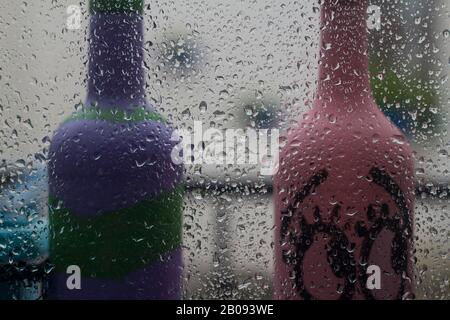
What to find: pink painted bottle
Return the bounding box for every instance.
[274,0,415,300]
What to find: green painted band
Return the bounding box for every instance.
[90,0,144,13]
[65,106,167,124]
[49,186,184,279]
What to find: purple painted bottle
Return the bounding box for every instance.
[47,0,183,299]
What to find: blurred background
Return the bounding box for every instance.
[0,0,448,299]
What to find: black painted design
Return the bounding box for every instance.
[356,168,412,300]
[279,167,412,300]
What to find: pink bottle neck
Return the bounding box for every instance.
[317,0,371,103]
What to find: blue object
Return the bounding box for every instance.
[0,163,49,300]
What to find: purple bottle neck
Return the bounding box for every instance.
[86,12,149,111]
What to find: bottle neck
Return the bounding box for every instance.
[86,0,147,111]
[317,0,371,103]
